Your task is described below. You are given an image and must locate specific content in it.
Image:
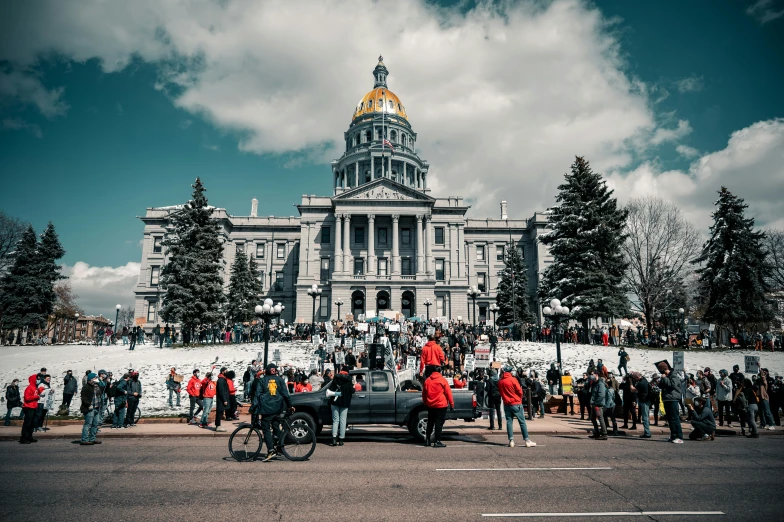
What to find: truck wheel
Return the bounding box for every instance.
[289,412,316,436]
[407,410,428,441]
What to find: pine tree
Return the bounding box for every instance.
[0,226,41,330]
[693,187,773,334]
[224,250,262,323]
[539,157,629,338]
[36,222,66,324]
[495,244,534,326]
[160,178,225,339]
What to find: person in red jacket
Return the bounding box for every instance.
[186,369,203,424]
[419,335,446,376]
[498,365,537,448]
[20,374,40,444]
[199,372,216,428]
[422,366,454,448]
[453,373,466,389]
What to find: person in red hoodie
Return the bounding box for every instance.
[453,373,466,389]
[498,365,536,448]
[422,366,454,448]
[419,335,446,377]
[20,374,40,444]
[186,369,203,424]
[199,372,216,428]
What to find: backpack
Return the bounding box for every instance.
[604,387,615,410]
[107,381,119,398]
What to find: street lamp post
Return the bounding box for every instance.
[543,298,570,396]
[489,303,500,360]
[115,304,121,344]
[73,313,80,342]
[424,299,433,322]
[255,299,285,367]
[335,299,344,321]
[679,307,685,347]
[467,286,480,328]
[307,284,322,341]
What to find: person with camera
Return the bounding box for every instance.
[112,373,130,429]
[422,365,454,448]
[687,397,716,441]
[62,370,78,413]
[78,372,103,446]
[255,363,293,462]
[326,365,354,447]
[658,361,683,444]
[498,364,536,448]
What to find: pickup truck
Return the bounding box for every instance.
[287,369,480,440]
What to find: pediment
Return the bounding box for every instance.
[333,179,434,202]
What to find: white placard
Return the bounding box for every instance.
[325,323,333,334]
[335,351,346,365]
[370,326,377,337]
[273,349,281,362]
[708,324,715,332]
[365,334,373,344]
[744,355,760,374]
[389,324,400,332]
[355,340,365,352]
[356,323,369,332]
[474,346,491,368]
[326,341,335,354]
[672,351,684,371]
[406,356,416,370]
[309,354,319,371]
[427,327,435,336]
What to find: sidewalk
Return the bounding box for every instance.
[2,412,777,441]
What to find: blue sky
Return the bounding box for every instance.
[1,0,782,314]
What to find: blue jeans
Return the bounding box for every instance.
[169,389,180,407]
[663,401,683,440]
[638,399,651,436]
[504,404,530,441]
[81,409,101,442]
[113,404,126,427]
[747,404,759,435]
[759,400,775,427]
[331,405,348,438]
[200,398,213,425]
[122,336,128,345]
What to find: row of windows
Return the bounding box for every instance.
[154,236,294,262]
[321,226,412,246]
[350,128,413,149]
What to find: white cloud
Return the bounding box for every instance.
[675,144,700,159]
[0,69,69,117]
[650,119,692,146]
[62,261,141,316]
[0,0,680,219]
[2,117,42,137]
[746,0,784,24]
[606,118,784,231]
[675,76,704,93]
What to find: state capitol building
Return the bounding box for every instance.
[134,58,552,328]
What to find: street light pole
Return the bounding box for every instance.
[543,298,570,396]
[115,304,121,345]
[255,299,284,368]
[489,303,499,360]
[335,299,344,321]
[307,284,322,341]
[424,299,432,322]
[467,286,480,328]
[73,313,80,343]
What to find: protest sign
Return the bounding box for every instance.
[561,375,573,395]
[672,351,684,372]
[389,324,400,332]
[744,355,760,374]
[474,346,491,368]
[406,356,416,370]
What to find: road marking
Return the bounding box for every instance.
[436,467,611,471]
[482,511,726,518]
[417,444,546,448]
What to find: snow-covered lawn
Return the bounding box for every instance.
[1,340,781,417]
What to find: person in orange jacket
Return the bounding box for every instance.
[422,366,454,448]
[199,372,216,428]
[419,334,446,376]
[498,365,537,448]
[20,374,40,444]
[186,369,203,424]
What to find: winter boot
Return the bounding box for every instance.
[338,438,344,446]
[330,437,338,447]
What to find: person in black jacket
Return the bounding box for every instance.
[620,375,637,430]
[62,370,78,412]
[4,379,22,426]
[485,370,502,431]
[214,368,230,432]
[327,366,355,446]
[546,363,561,396]
[256,364,293,460]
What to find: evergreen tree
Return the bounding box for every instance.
[224,250,262,323]
[495,244,534,326]
[36,222,66,322]
[539,157,629,338]
[160,178,225,338]
[693,187,773,333]
[0,226,41,329]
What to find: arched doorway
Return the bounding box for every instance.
[401,290,416,319]
[352,290,365,318]
[376,290,390,314]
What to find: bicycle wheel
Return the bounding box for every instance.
[134,407,141,424]
[279,421,316,461]
[229,425,263,462]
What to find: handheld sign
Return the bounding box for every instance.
[406,356,416,370]
[744,355,760,374]
[672,351,684,372]
[474,346,491,368]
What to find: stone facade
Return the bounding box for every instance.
[134,58,552,328]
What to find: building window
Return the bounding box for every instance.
[275,271,284,291]
[478,272,487,293]
[319,295,329,318]
[152,236,162,254]
[259,272,265,290]
[479,305,487,322]
[434,227,445,245]
[435,259,445,281]
[378,227,388,245]
[436,296,445,318]
[320,257,330,281]
[256,243,265,258]
[355,226,365,245]
[378,258,388,276]
[354,257,364,275]
[518,246,525,260]
[367,100,373,109]
[402,258,412,275]
[496,245,505,261]
[146,301,156,322]
[277,244,285,259]
[236,243,244,254]
[476,245,485,261]
[321,226,330,244]
[150,266,160,287]
[402,228,411,245]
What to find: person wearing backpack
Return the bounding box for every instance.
[588,370,607,440]
[485,369,503,431]
[603,376,618,436]
[111,374,129,429]
[125,371,142,427]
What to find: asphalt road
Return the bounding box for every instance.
[0,427,781,521]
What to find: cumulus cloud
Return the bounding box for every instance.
[0,69,69,117]
[675,144,700,159]
[0,0,682,219]
[62,261,141,316]
[606,118,784,231]
[650,119,692,145]
[746,0,784,24]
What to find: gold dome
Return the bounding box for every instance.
[352,87,408,122]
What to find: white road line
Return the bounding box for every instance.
[436,467,611,471]
[481,511,725,518]
[417,444,547,448]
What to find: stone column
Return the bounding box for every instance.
[457,224,465,278]
[449,224,458,281]
[388,155,392,180]
[391,214,400,275]
[367,214,376,275]
[425,215,433,275]
[371,156,375,180]
[466,240,473,287]
[354,162,359,187]
[334,214,342,275]
[415,214,424,275]
[343,213,351,274]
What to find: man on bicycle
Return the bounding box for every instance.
[255,363,294,461]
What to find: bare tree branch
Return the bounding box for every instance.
[763,228,784,291]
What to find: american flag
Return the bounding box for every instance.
[383,139,395,152]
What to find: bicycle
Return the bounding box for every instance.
[228,411,316,462]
